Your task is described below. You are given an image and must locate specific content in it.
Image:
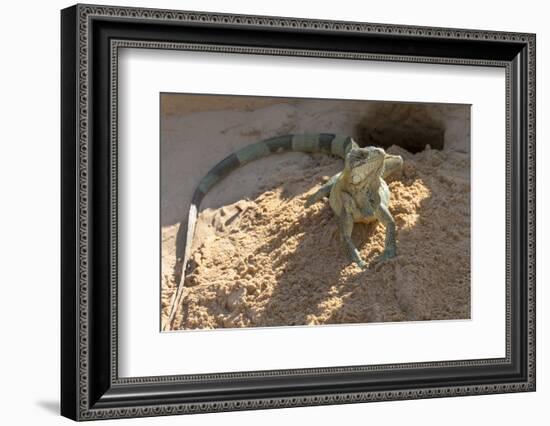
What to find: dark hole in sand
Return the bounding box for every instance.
[355,102,445,152]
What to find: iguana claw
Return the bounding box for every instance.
[374,249,396,264]
[304,193,319,208]
[355,259,368,269]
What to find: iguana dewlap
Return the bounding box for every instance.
[166,134,403,328]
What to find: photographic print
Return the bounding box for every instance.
[161,94,471,331]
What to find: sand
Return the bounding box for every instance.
[161,145,470,330]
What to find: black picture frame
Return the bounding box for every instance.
[61,4,536,421]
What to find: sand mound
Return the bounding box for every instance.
[162,146,470,330]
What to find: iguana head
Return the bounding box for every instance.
[345,146,386,185]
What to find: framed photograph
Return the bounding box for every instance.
[61,4,536,421]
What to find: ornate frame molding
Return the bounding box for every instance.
[61,4,536,421]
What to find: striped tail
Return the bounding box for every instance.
[165,134,356,329]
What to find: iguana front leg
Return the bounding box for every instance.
[305,172,341,207]
[339,192,367,269]
[374,203,397,261]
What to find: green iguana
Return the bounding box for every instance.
[166,134,403,329]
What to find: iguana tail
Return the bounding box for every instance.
[165,133,356,330]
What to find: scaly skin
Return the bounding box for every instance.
[165,134,403,329]
[307,146,402,268]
